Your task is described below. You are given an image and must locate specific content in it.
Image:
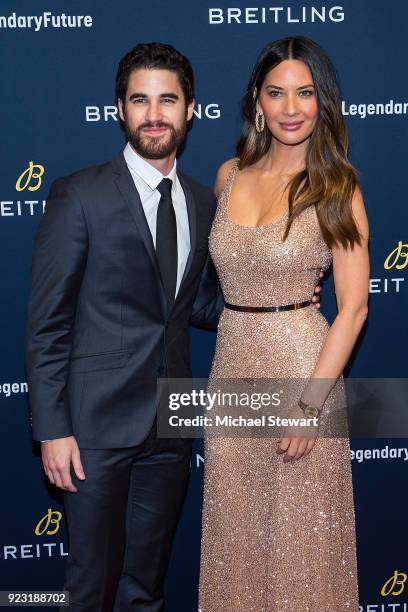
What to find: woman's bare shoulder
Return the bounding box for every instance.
[214,158,238,199]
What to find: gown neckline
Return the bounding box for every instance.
[223,160,289,230]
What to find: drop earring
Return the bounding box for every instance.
[255,110,265,133]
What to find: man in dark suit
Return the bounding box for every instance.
[26,42,221,612]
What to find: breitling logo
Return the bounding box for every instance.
[384,242,408,270]
[34,508,63,536]
[381,570,408,597]
[1,162,46,217]
[85,103,221,122]
[15,161,44,192]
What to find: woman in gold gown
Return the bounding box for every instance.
[199,36,369,611]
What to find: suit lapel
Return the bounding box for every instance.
[112,151,167,313]
[112,152,199,316]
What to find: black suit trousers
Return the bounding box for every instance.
[61,422,192,612]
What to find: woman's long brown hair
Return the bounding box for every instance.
[237,36,361,249]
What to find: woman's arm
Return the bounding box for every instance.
[300,186,369,407]
[277,187,369,462]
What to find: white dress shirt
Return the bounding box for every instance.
[123,143,190,295]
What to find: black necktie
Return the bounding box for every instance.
[156,178,178,309]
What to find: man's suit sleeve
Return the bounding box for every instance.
[190,253,224,331]
[190,189,224,331]
[26,178,88,441]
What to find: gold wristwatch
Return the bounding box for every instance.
[298,398,321,419]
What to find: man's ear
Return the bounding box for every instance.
[118,98,125,122]
[186,98,195,122]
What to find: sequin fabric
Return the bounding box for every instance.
[198,160,359,611]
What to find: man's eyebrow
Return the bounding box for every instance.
[129,92,148,100]
[159,92,179,99]
[128,92,180,100]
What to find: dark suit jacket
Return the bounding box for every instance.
[25,151,222,448]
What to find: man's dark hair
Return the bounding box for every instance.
[116,42,195,107]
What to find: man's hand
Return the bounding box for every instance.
[311,270,324,310]
[41,436,85,493]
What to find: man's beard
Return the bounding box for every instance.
[124,118,188,160]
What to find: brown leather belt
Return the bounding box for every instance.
[224,300,312,313]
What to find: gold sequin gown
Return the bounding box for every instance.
[198,161,359,611]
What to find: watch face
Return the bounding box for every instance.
[304,406,318,418]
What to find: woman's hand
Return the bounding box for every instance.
[276,404,319,463]
[311,270,324,310]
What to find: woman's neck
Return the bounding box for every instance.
[257,137,309,177]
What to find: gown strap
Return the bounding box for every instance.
[217,157,239,215]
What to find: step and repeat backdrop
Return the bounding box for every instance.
[0,1,407,610]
